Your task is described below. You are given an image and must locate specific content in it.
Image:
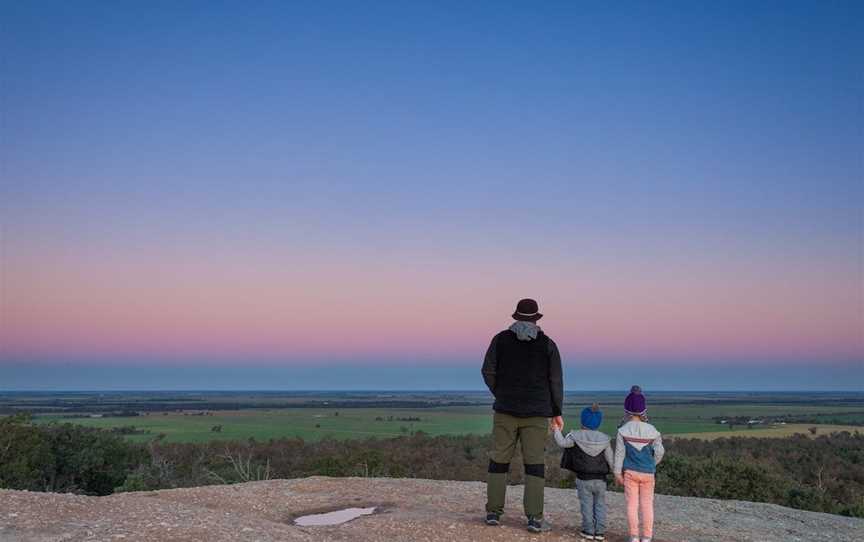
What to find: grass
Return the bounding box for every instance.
[669,423,863,440]
[35,407,494,443]
[34,401,864,443]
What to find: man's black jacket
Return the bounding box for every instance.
[481,328,563,418]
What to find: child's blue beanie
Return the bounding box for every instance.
[580,403,602,430]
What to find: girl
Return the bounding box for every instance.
[613,386,664,542]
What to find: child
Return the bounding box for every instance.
[553,404,614,541]
[613,386,665,542]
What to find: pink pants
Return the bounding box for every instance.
[623,470,655,539]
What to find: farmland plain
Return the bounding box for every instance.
[7,391,862,443]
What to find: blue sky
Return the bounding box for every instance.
[1,1,862,390]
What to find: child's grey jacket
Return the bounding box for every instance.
[553,428,614,470]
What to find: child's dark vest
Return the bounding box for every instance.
[561,445,611,480]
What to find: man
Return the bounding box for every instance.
[481,298,564,533]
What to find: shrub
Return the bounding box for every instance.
[0,414,146,495]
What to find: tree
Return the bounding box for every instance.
[0,414,53,491]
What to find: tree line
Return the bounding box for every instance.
[0,414,861,518]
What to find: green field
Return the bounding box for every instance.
[32,399,864,443]
[36,407,494,443]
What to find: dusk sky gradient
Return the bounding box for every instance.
[1,1,862,390]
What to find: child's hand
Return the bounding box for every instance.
[615,474,625,486]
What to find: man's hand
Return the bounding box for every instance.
[552,416,563,431]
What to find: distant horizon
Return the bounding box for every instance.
[2,360,861,392]
[3,388,863,394]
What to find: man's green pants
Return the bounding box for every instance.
[485,412,547,519]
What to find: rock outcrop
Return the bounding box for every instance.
[1,477,861,542]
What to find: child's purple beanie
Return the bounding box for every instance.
[624,385,647,415]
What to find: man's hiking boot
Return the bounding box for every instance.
[526,516,551,533]
[484,513,501,526]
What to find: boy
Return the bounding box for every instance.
[553,404,614,540]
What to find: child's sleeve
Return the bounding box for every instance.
[603,441,614,471]
[653,434,665,465]
[553,429,574,448]
[613,431,625,475]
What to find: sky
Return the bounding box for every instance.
[1,1,862,391]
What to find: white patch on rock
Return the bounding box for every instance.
[294,507,376,526]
